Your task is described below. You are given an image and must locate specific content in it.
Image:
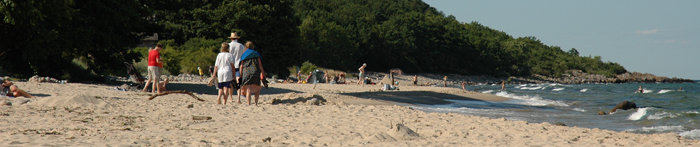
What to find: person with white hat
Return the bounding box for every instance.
[228,32,246,103]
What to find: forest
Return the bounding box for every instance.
[0,0,627,81]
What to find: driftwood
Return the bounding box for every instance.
[148,90,205,102]
[192,115,212,120]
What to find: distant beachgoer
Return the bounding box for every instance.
[305,72,313,83]
[356,63,366,86]
[413,75,418,86]
[239,41,266,106]
[158,78,169,92]
[1,77,34,98]
[678,87,683,91]
[214,42,235,104]
[461,80,466,91]
[338,72,346,84]
[143,44,165,93]
[637,86,643,93]
[198,67,203,80]
[323,71,330,84]
[501,80,506,90]
[443,76,447,87]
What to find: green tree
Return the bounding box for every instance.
[1,0,154,80]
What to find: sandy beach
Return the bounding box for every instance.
[1,81,698,146]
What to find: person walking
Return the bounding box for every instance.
[228,32,246,103]
[356,63,367,86]
[213,43,236,104]
[143,44,164,93]
[239,41,266,106]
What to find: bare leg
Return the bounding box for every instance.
[142,79,152,92]
[217,88,224,104]
[246,86,252,105]
[222,87,229,105]
[253,85,261,106]
[10,85,34,98]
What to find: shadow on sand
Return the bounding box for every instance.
[165,83,301,95]
[339,91,491,105]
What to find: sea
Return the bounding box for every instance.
[409,81,700,140]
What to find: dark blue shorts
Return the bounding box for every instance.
[217,81,232,88]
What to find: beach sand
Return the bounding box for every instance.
[1,81,697,146]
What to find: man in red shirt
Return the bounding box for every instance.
[142,44,164,93]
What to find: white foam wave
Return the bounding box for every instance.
[627,125,684,132]
[481,90,494,94]
[580,89,588,92]
[642,89,654,93]
[628,107,650,120]
[495,91,569,107]
[685,111,699,114]
[680,129,700,140]
[646,111,679,120]
[658,89,674,94]
[552,88,565,91]
[573,108,586,112]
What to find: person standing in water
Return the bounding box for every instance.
[501,80,506,91]
[637,86,644,93]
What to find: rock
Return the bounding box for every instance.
[553,122,566,126]
[609,101,637,113]
[597,111,607,115]
[269,99,282,104]
[307,98,320,105]
[187,104,194,108]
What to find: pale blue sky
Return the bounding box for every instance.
[423,0,699,79]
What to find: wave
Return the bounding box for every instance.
[628,107,651,120]
[642,89,654,93]
[481,90,494,94]
[680,129,700,140]
[552,88,565,91]
[647,111,678,120]
[626,125,684,132]
[494,91,569,107]
[580,89,588,92]
[658,89,674,94]
[573,108,586,112]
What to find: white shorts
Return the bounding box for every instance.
[148,66,161,84]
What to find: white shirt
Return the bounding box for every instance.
[214,52,235,82]
[229,40,246,68]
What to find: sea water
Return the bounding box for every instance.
[409,81,700,140]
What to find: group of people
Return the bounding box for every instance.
[139,32,267,106]
[213,33,266,106]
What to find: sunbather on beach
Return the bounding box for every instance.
[1,77,34,98]
[239,41,265,106]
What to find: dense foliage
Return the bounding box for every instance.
[151,0,300,76]
[0,0,155,80]
[1,0,627,80]
[292,0,626,77]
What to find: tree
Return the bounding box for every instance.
[1,0,155,80]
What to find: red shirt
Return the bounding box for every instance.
[148,49,161,67]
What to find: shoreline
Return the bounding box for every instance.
[1,81,698,146]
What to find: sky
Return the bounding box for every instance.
[423,0,700,79]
